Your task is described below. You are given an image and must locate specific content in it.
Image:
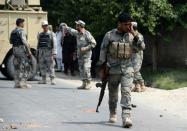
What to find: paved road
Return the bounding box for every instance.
[0,73,187,131]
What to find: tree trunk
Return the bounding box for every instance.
[152,34,158,72]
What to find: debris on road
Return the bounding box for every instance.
[0,118,4,123]
[1,122,48,130]
[2,124,18,130]
[82,109,96,113]
[2,125,10,130]
[10,124,18,129]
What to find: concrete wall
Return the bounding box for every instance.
[143,27,187,68]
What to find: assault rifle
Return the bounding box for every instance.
[96,63,109,112]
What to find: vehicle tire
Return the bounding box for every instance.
[0,64,9,78]
[5,54,37,80]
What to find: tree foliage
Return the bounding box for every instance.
[41,0,187,38]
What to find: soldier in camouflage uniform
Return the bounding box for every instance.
[99,13,143,128]
[131,22,146,92]
[37,21,57,85]
[64,20,96,90]
[10,18,32,89]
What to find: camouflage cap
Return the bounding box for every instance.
[75,20,85,27]
[42,20,48,26]
[60,22,66,27]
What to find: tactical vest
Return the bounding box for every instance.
[10,29,23,46]
[109,42,132,59]
[38,32,53,48]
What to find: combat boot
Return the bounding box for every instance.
[123,116,132,128]
[140,82,146,92]
[85,80,92,90]
[51,78,56,85]
[109,113,117,123]
[122,114,132,128]
[14,80,22,88]
[77,80,86,89]
[38,76,47,84]
[132,83,141,92]
[22,83,32,88]
[21,80,32,89]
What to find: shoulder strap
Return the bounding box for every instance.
[84,30,90,43]
[16,28,21,37]
[16,28,24,42]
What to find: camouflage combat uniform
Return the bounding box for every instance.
[67,27,96,89]
[131,31,145,92]
[10,27,31,88]
[99,29,142,123]
[37,31,57,84]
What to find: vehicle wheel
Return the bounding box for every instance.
[5,54,37,80]
[0,64,9,78]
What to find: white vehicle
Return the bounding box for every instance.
[0,0,47,79]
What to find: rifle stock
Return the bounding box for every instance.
[96,63,109,113]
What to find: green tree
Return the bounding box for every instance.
[125,0,177,71]
[41,0,187,70]
[41,0,187,36]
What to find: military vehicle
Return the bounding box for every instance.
[0,0,47,79]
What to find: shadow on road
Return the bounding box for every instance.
[0,86,12,88]
[61,121,122,128]
[53,87,76,90]
[0,77,10,81]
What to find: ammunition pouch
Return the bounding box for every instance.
[109,42,132,59]
[133,48,139,53]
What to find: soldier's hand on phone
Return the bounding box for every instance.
[129,22,138,36]
[128,24,136,36]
